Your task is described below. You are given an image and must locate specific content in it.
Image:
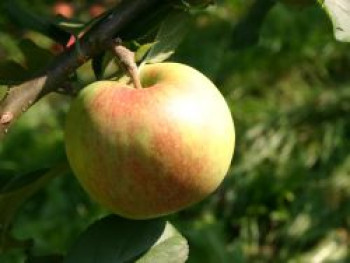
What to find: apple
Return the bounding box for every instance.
[64,63,235,219]
[89,4,106,18]
[53,1,74,18]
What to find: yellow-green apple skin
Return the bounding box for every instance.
[64,63,235,219]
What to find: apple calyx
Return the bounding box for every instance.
[110,40,142,89]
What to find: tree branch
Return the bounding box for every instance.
[0,0,166,138]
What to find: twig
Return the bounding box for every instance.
[110,39,143,89]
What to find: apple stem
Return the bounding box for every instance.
[110,39,143,89]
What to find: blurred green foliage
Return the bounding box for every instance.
[0,0,349,262]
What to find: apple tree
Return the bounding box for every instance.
[0,0,349,262]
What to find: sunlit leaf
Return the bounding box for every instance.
[135,42,156,62]
[320,0,350,42]
[142,11,191,64]
[53,16,85,35]
[64,215,167,263]
[137,223,189,263]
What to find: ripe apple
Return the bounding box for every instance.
[64,63,235,219]
[89,4,106,18]
[53,1,74,18]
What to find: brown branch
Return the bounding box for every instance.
[0,77,46,134]
[0,0,166,139]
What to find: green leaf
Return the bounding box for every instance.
[25,254,64,263]
[0,39,55,85]
[53,16,85,36]
[0,164,68,252]
[91,51,119,80]
[135,42,156,62]
[0,231,32,253]
[319,0,350,42]
[64,215,167,263]
[119,3,172,42]
[92,52,106,80]
[136,223,189,263]
[184,0,215,9]
[18,39,54,73]
[142,11,191,64]
[0,60,31,85]
[3,1,71,45]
